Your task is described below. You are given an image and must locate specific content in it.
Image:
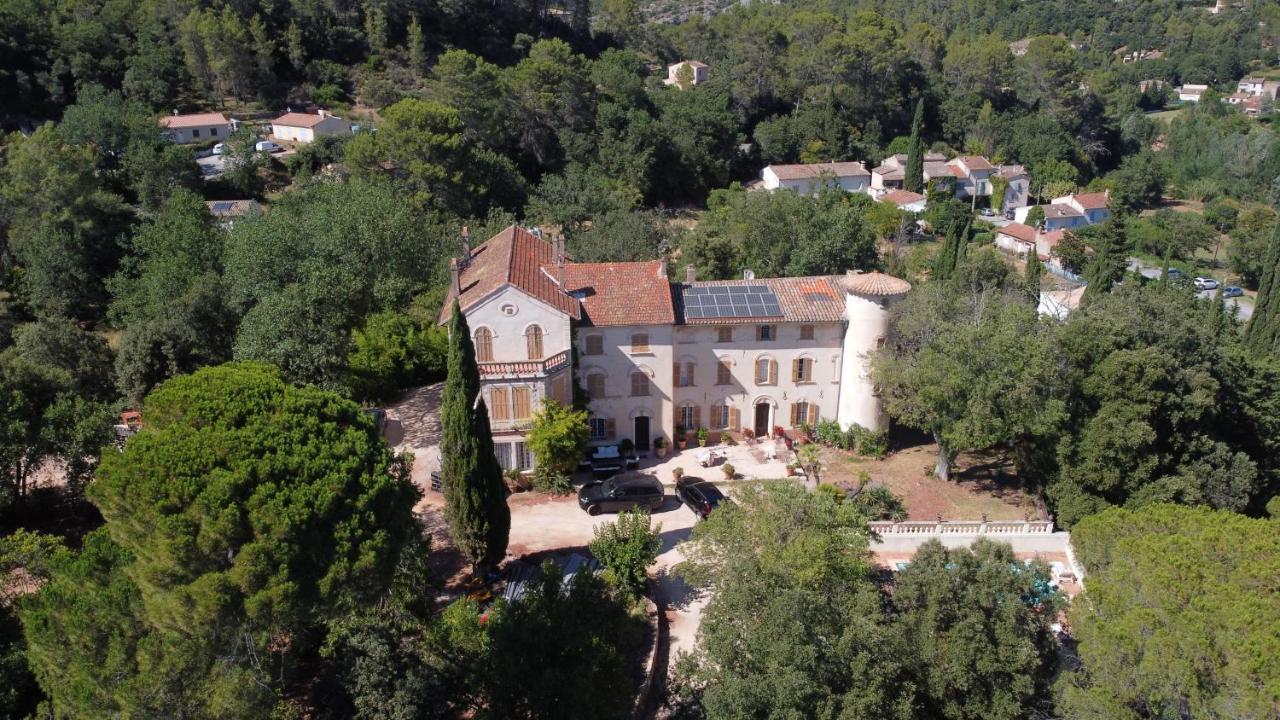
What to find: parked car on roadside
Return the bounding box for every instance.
[577,475,664,515]
[675,477,727,520]
[1193,277,1220,290]
[980,208,996,217]
[1166,268,1185,280]
[212,142,227,155]
[255,140,282,153]
[1222,285,1245,298]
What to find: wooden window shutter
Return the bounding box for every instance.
[491,387,509,420]
[605,418,616,439]
[687,362,695,386]
[693,406,701,429]
[791,358,800,382]
[789,403,799,426]
[769,359,778,385]
[674,364,680,385]
[808,404,818,425]
[729,406,740,431]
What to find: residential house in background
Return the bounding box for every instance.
[1015,191,1110,231]
[946,156,996,200]
[439,226,910,472]
[993,222,1038,256]
[271,109,352,143]
[761,162,871,195]
[1177,84,1209,103]
[663,60,709,88]
[869,153,945,194]
[878,189,927,213]
[159,112,234,144]
[995,165,1031,213]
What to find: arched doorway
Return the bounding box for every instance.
[752,397,776,438]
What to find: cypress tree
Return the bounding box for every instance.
[441,300,510,574]
[1025,247,1045,297]
[905,98,925,194]
[933,222,959,281]
[1082,217,1130,305]
[1246,217,1280,354]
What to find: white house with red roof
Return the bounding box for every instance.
[271,109,352,143]
[159,111,234,144]
[1015,190,1110,231]
[879,189,927,212]
[761,161,871,195]
[439,226,910,471]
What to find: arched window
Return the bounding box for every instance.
[474,327,494,362]
[526,325,544,360]
[754,355,777,385]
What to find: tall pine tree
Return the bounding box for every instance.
[905,99,925,194]
[1025,247,1045,298]
[441,300,510,574]
[1246,217,1280,354]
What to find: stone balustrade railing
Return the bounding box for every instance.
[868,520,1054,536]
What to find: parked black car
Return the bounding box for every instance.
[578,475,664,515]
[675,478,727,520]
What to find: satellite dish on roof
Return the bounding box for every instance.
[743,269,755,280]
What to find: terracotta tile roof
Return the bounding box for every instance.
[273,112,344,128]
[1043,204,1084,219]
[159,112,230,129]
[958,155,995,171]
[767,162,870,181]
[997,164,1028,179]
[842,271,910,296]
[923,160,953,178]
[1072,191,1110,210]
[1040,230,1067,248]
[881,189,925,207]
[998,222,1037,245]
[676,276,846,324]
[561,261,674,327]
[438,226,580,324]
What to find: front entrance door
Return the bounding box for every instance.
[754,403,770,437]
[633,416,650,451]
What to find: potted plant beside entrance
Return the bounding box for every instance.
[696,427,710,447]
[654,436,669,459]
[675,424,688,450]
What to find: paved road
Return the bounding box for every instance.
[1127,257,1254,321]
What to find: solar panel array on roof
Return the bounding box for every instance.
[683,284,782,319]
[211,202,235,213]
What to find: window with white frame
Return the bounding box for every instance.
[515,442,533,470]
[585,335,604,355]
[679,404,697,431]
[677,361,695,387]
[757,324,775,341]
[494,443,513,470]
[589,418,609,441]
[717,358,732,385]
[630,333,650,353]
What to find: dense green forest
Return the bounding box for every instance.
[3,0,1280,717]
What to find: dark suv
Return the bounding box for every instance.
[675,478,727,519]
[578,475,664,515]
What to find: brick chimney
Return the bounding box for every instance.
[460,226,472,264]
[657,259,667,278]
[686,265,697,284]
[450,257,461,297]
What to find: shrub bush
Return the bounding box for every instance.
[589,508,662,595]
[532,467,572,495]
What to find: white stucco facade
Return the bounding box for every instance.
[837,292,895,432]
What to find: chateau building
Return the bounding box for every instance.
[439,225,910,472]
